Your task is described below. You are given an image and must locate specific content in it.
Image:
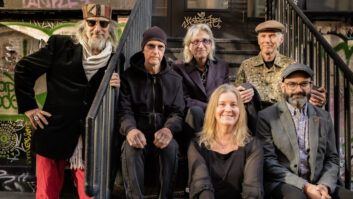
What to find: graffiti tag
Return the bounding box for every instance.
[22,0,90,9]
[0,72,17,110]
[0,170,35,192]
[182,12,222,29]
[0,121,31,164]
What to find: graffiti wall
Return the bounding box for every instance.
[2,0,136,10]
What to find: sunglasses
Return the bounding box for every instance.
[146,43,165,51]
[86,20,110,28]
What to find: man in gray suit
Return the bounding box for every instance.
[257,63,353,199]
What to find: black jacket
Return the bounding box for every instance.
[15,35,110,159]
[118,51,185,136]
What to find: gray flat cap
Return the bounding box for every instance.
[281,63,314,81]
[255,20,285,33]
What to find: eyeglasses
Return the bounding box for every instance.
[285,81,312,90]
[190,39,211,46]
[86,20,110,28]
[146,43,165,51]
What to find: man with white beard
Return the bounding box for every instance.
[14,4,120,199]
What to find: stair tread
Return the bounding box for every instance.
[166,48,258,54]
[168,37,257,43]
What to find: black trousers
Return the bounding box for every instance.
[185,106,205,133]
[271,183,353,199]
[121,139,179,199]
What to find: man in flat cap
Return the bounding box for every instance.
[257,63,353,199]
[235,20,326,109]
[15,4,120,198]
[119,26,184,199]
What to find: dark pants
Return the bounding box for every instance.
[271,183,353,199]
[185,106,205,133]
[121,138,179,199]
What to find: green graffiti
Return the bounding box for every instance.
[23,39,28,57]
[0,72,17,110]
[334,42,353,66]
[0,135,7,142]
[35,92,47,107]
[0,22,77,36]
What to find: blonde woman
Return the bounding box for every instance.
[188,84,263,199]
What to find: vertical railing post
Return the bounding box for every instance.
[344,80,351,189]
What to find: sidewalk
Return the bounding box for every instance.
[0,191,79,199]
[0,192,35,199]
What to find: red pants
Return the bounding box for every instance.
[36,154,91,199]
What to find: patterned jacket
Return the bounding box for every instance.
[235,52,295,105]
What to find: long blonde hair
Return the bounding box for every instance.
[199,84,251,149]
[183,23,216,63]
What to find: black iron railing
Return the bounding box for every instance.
[266,0,353,189]
[84,0,152,198]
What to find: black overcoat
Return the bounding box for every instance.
[15,35,110,159]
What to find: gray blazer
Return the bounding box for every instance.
[257,101,339,194]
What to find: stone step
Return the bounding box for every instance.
[165,48,257,64]
[167,37,258,51]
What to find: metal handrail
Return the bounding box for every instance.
[84,0,152,198]
[266,0,352,189]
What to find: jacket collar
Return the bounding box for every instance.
[185,58,217,74]
[278,100,320,180]
[130,51,170,75]
[184,58,218,96]
[254,52,285,68]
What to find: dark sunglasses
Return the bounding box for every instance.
[146,43,165,51]
[86,20,110,28]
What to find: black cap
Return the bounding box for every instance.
[281,63,314,81]
[141,26,167,49]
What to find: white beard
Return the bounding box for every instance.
[88,37,106,52]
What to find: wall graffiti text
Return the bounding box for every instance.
[0,170,35,192]
[182,12,222,29]
[22,0,90,9]
[0,72,17,110]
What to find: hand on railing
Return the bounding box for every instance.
[24,108,52,130]
[109,72,120,88]
[154,128,173,149]
[126,129,147,148]
[309,87,326,107]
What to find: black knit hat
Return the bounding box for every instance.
[141,26,167,49]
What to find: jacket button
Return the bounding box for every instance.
[294,164,298,168]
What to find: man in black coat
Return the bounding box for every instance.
[119,26,185,199]
[14,4,120,199]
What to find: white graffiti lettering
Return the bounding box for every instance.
[22,0,90,9]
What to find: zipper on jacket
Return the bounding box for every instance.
[152,76,157,130]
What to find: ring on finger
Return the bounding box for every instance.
[33,116,39,121]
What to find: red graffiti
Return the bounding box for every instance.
[22,0,90,9]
